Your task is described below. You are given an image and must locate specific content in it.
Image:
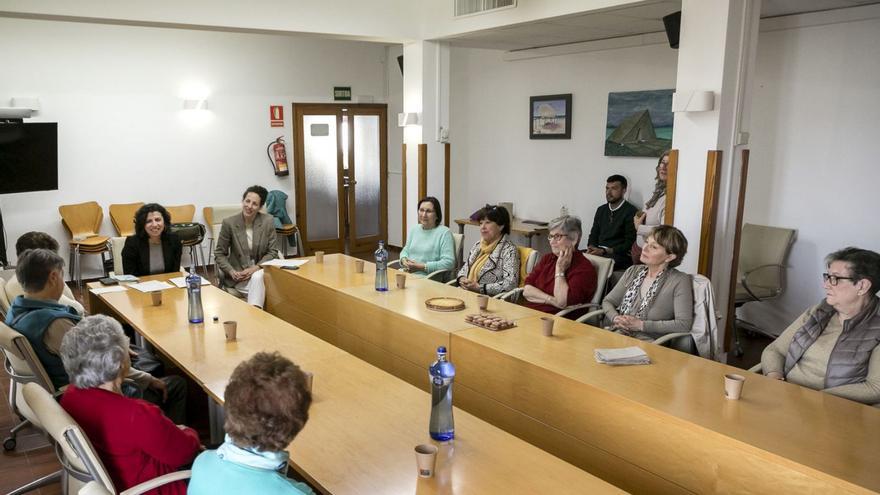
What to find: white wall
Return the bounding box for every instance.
[740,15,880,331]
[449,43,677,249]
[0,17,391,276]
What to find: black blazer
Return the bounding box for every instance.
[121,233,182,276]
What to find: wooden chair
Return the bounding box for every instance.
[59,201,110,291]
[166,204,207,269]
[275,224,301,259]
[108,203,144,237]
[23,383,191,495]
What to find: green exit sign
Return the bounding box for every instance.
[333,86,352,101]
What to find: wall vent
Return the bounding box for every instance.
[455,0,516,18]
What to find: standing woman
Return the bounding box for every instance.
[456,205,520,296]
[214,185,279,308]
[632,151,669,265]
[399,196,455,277]
[122,203,182,276]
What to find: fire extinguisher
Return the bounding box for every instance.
[267,136,289,176]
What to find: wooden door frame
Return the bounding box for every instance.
[292,103,388,255]
[346,104,388,254]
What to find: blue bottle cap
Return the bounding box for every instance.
[437,346,447,353]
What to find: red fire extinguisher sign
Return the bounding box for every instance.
[270,105,284,127]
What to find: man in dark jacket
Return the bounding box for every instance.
[586,174,638,271]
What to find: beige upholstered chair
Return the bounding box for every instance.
[446,242,537,288]
[23,383,192,495]
[0,276,8,319]
[203,204,242,279]
[389,232,464,282]
[732,223,796,356]
[0,322,62,493]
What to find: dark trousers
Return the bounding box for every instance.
[122,375,188,424]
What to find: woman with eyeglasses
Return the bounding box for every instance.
[398,197,455,277]
[456,204,520,296]
[760,247,880,405]
[522,215,597,318]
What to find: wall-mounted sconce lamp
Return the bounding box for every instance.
[0,97,41,119]
[397,112,420,127]
[671,91,714,113]
[182,99,208,110]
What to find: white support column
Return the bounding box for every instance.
[671,0,761,354]
[402,41,450,228]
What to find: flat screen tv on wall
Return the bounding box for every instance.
[0,122,58,194]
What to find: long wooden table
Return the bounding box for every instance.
[265,254,880,495]
[88,275,620,495]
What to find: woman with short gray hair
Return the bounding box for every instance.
[59,315,200,495]
[522,215,597,317]
[761,247,880,405]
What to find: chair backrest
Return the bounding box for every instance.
[22,383,117,494]
[203,205,241,240]
[0,276,9,316]
[516,246,538,288]
[0,321,57,394]
[108,203,144,237]
[107,237,126,275]
[165,204,196,224]
[690,274,722,360]
[60,202,105,239]
[452,233,464,271]
[583,253,615,305]
[737,223,796,290]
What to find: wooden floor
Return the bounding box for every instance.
[0,255,769,495]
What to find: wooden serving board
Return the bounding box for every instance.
[425,297,466,312]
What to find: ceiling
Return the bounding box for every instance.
[440,0,880,51]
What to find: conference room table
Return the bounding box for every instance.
[87,275,620,495]
[264,254,880,495]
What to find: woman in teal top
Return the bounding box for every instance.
[399,196,455,277]
[188,352,313,495]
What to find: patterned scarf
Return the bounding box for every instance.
[216,434,289,472]
[645,179,667,209]
[617,266,667,319]
[468,237,500,282]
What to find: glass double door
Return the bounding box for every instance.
[293,104,387,256]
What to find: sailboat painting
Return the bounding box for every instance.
[605,89,673,157]
[530,94,572,139]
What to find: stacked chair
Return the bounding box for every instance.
[59,201,111,291]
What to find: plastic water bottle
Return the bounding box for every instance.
[374,241,388,291]
[186,263,204,323]
[429,346,455,442]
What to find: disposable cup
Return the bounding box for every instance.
[724,373,745,400]
[477,294,489,311]
[396,272,407,289]
[541,316,554,337]
[224,321,238,341]
[315,251,325,263]
[355,259,365,273]
[414,444,438,478]
[150,291,162,306]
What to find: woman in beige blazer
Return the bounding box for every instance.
[602,225,693,340]
[214,185,279,308]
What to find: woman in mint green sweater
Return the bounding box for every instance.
[399,197,455,277]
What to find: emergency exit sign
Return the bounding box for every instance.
[333,86,352,101]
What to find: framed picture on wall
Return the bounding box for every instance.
[530,94,572,139]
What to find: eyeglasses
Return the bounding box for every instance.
[547,234,569,242]
[822,273,855,286]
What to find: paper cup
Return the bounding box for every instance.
[477,294,489,311]
[724,373,745,400]
[355,259,365,273]
[223,321,238,342]
[396,272,407,289]
[150,291,162,306]
[541,316,554,337]
[315,251,325,263]
[414,444,438,478]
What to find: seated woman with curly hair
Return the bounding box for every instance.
[188,352,314,494]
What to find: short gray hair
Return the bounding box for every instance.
[548,215,582,246]
[16,248,64,293]
[60,315,130,389]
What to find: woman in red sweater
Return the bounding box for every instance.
[59,315,200,495]
[523,215,597,318]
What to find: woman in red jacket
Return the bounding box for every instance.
[522,215,597,318]
[59,315,200,495]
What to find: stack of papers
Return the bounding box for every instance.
[594,346,651,366]
[261,259,309,268]
[111,274,139,282]
[129,281,175,293]
[169,275,211,288]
